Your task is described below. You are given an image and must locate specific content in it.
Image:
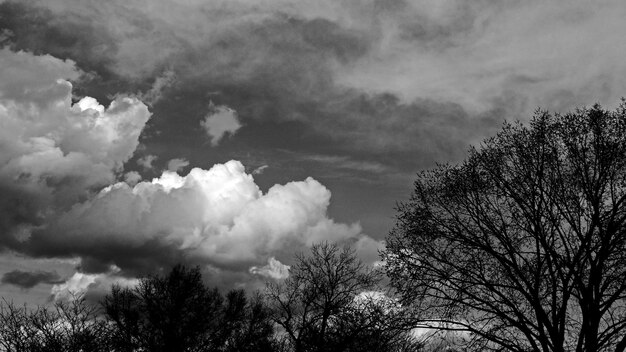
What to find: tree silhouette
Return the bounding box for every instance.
[266,242,418,352]
[386,102,626,352]
[0,294,110,352]
[103,264,276,352]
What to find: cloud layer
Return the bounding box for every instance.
[10,0,625,119]
[0,0,502,170]
[337,0,626,117]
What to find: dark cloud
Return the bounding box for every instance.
[0,0,501,177]
[27,237,187,278]
[0,1,117,76]
[1,269,63,289]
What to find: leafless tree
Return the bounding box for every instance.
[386,102,626,351]
[266,242,419,352]
[0,294,110,352]
[103,264,277,352]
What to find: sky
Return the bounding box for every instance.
[1,0,626,305]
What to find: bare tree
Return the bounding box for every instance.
[386,103,626,351]
[103,264,277,352]
[0,299,36,352]
[266,242,418,352]
[0,295,110,352]
[220,291,277,352]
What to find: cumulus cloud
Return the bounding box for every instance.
[200,104,242,146]
[249,257,290,280]
[26,160,369,284]
[0,48,150,247]
[1,269,63,289]
[167,158,190,173]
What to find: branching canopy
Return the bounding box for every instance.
[386,103,626,352]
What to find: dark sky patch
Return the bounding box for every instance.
[1,269,63,289]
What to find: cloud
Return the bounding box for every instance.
[26,160,368,282]
[249,257,290,280]
[1,269,63,289]
[138,69,176,106]
[21,0,626,120]
[337,0,626,117]
[200,104,242,146]
[305,154,390,174]
[0,1,117,76]
[0,46,377,292]
[4,0,626,173]
[0,0,500,173]
[123,171,142,186]
[50,266,138,302]
[0,48,150,247]
[6,0,623,298]
[137,154,158,170]
[252,165,269,175]
[167,158,190,172]
[11,0,370,80]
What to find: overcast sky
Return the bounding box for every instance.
[1,0,626,304]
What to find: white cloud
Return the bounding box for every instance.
[36,160,367,278]
[167,158,190,172]
[0,48,150,243]
[200,104,242,146]
[51,267,139,302]
[249,257,290,280]
[50,272,97,301]
[0,50,149,182]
